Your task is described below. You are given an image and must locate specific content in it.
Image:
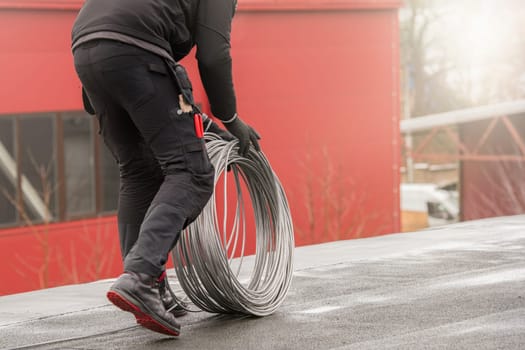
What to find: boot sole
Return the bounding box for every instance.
[107,290,180,337]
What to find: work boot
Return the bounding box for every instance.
[107,272,181,336]
[157,272,188,317]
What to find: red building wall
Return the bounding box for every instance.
[0,0,401,295]
[460,116,525,220]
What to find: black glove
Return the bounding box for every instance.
[222,115,261,157]
[203,118,234,142]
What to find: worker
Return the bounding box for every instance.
[71,0,260,337]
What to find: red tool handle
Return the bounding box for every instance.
[194,113,204,139]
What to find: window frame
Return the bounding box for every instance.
[0,111,118,228]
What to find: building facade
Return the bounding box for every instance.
[0,0,402,294]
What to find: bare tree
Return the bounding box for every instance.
[294,145,385,244]
[401,0,525,116]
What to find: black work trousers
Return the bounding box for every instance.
[73,40,214,277]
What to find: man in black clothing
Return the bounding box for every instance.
[71,0,260,336]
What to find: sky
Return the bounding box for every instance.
[404,0,525,104]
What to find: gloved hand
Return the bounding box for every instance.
[222,115,261,157]
[203,118,234,142]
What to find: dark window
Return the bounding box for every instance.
[19,115,57,223]
[63,113,95,217]
[0,111,120,228]
[427,201,452,220]
[0,117,17,226]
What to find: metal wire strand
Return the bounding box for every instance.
[171,133,295,316]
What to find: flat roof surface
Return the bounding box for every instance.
[1,215,524,349]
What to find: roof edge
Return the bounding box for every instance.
[241,0,402,11]
[0,0,402,11]
[0,0,83,10]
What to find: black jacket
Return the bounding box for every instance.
[72,0,237,120]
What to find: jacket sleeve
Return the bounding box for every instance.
[194,0,237,121]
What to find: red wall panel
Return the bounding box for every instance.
[0,217,121,294]
[229,10,400,241]
[460,116,525,220]
[0,9,81,114]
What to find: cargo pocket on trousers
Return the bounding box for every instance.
[183,141,213,175]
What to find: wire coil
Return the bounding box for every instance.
[172,134,294,316]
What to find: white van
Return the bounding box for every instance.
[400,183,459,232]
